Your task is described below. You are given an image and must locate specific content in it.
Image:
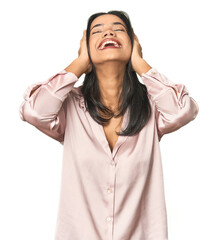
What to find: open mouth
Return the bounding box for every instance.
[98,38,122,50]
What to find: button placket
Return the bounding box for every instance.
[106,216,113,222]
[107,187,113,194]
[111,160,116,167]
[105,157,116,239]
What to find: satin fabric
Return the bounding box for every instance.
[19,67,199,240]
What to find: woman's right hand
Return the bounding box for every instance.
[78,30,92,74]
[65,30,92,77]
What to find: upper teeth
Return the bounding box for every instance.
[99,40,121,49]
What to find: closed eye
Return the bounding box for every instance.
[114,29,125,32]
[92,31,102,34]
[92,29,125,34]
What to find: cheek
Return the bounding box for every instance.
[89,49,99,64]
[124,42,132,58]
[89,45,94,57]
[88,40,98,60]
[123,37,132,53]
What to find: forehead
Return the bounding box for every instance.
[90,14,126,29]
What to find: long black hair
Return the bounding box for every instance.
[80,10,151,136]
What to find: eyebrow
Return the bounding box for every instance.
[90,22,126,31]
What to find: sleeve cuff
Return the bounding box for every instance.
[23,70,79,102]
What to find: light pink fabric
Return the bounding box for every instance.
[19,67,199,240]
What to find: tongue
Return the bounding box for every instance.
[106,43,115,47]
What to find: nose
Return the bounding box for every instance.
[102,29,116,38]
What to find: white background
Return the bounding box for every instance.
[0,0,217,239]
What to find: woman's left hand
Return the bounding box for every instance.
[131,29,143,72]
[131,29,152,76]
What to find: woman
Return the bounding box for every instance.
[19,10,199,240]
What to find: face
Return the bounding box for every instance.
[88,14,132,66]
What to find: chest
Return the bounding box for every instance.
[103,116,124,152]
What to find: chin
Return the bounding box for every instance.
[90,49,131,65]
[92,55,130,65]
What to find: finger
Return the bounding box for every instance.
[131,28,136,38]
[134,33,139,41]
[83,31,87,41]
[131,27,134,35]
[81,30,85,40]
[132,29,137,39]
[133,30,139,39]
[83,30,87,38]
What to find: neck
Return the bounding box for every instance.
[95,62,126,113]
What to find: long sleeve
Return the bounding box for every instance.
[141,67,199,140]
[19,70,79,143]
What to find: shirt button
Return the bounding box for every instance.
[111,161,115,167]
[107,187,113,193]
[106,216,112,222]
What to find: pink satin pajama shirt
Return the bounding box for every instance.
[19,67,199,240]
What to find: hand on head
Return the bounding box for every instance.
[78,30,92,74]
[131,29,144,72]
